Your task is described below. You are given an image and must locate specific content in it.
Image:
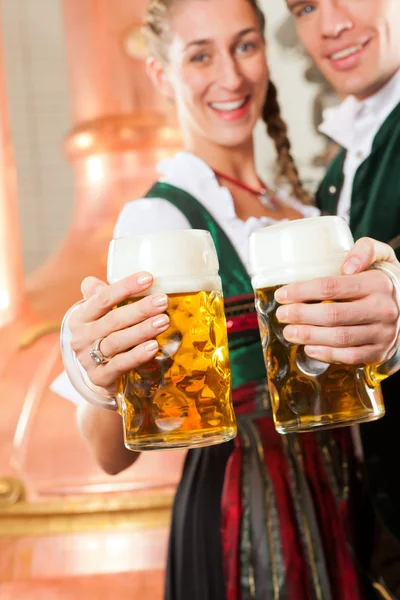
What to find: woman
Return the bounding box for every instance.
[63,0,400,598]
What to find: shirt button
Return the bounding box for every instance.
[356,150,364,160]
[329,185,337,194]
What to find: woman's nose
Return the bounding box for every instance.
[217,55,244,91]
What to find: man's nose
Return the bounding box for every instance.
[320,0,354,39]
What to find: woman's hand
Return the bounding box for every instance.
[274,238,400,365]
[68,271,170,395]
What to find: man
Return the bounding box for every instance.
[288,0,400,252]
[286,0,400,596]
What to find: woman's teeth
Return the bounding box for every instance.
[210,98,248,111]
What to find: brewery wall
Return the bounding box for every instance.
[2,0,73,275]
[1,0,325,276]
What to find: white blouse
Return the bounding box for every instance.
[114,152,319,272]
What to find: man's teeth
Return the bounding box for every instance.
[330,44,363,60]
[211,98,247,111]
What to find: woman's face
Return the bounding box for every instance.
[159,0,268,148]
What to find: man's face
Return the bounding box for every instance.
[287,0,400,99]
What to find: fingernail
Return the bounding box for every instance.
[276,307,288,322]
[152,294,168,307]
[137,273,152,286]
[343,257,361,275]
[152,314,169,329]
[145,340,158,352]
[275,287,287,302]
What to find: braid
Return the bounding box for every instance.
[263,81,313,205]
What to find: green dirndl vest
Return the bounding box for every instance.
[145,181,266,391]
[317,101,400,545]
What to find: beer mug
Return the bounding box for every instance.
[249,216,385,434]
[61,230,236,451]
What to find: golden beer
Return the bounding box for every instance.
[255,285,385,433]
[249,216,386,434]
[61,229,236,449]
[109,229,236,450]
[117,290,235,450]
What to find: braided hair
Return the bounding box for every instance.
[263,81,312,204]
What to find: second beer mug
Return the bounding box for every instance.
[249,216,385,434]
[61,230,236,451]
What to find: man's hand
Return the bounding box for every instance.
[274,238,400,365]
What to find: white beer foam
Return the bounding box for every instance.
[108,229,222,294]
[249,216,354,289]
[124,274,222,295]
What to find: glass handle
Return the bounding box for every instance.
[60,300,118,411]
[374,347,400,381]
[372,261,400,381]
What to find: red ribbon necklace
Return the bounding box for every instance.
[213,169,278,210]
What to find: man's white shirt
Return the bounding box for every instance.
[319,68,400,221]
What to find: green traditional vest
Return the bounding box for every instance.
[146,182,266,390]
[317,102,400,545]
[316,101,400,259]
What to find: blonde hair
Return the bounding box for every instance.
[143,0,312,204]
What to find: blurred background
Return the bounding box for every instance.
[3,0,330,276]
[0,1,337,598]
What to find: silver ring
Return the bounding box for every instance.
[89,338,110,365]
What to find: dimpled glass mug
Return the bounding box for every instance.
[249,216,386,434]
[61,230,237,451]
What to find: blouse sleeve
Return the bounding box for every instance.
[113,197,191,238]
[51,197,191,405]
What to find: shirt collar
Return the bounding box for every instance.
[319,68,400,150]
[157,151,237,220]
[157,151,320,224]
[157,151,216,184]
